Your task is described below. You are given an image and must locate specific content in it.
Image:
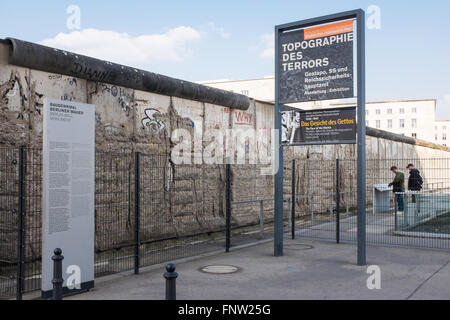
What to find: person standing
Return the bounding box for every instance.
[407,163,423,204]
[389,166,405,215]
[407,164,423,192]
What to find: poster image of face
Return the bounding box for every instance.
[282,111,301,145]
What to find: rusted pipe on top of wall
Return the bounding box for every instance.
[367,127,450,152]
[4,38,250,111]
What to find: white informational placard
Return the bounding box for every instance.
[42,98,95,298]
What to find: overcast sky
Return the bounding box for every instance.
[1,0,449,118]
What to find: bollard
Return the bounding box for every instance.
[52,248,64,300]
[164,263,178,300]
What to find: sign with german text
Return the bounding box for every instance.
[282,107,356,145]
[42,98,95,298]
[279,19,354,104]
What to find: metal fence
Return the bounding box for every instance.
[289,158,450,250]
[231,158,450,251]
[0,147,42,299]
[0,147,233,299]
[2,146,450,299]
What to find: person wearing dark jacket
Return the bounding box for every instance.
[389,166,405,214]
[407,164,423,191]
[407,164,423,204]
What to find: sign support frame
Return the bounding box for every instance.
[274,9,366,265]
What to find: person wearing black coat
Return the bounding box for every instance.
[407,164,423,205]
[407,164,423,191]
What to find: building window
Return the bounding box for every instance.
[436,134,438,141]
[400,108,405,114]
[366,110,369,116]
[376,109,381,115]
[443,126,447,131]
[412,107,417,113]
[366,120,369,126]
[376,120,381,129]
[412,133,417,139]
[443,133,447,141]
[411,119,417,128]
[387,119,393,129]
[241,90,249,96]
[400,119,405,128]
[387,109,393,114]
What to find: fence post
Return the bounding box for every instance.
[164,263,178,300]
[346,193,349,214]
[52,248,64,300]
[259,200,264,238]
[225,164,231,253]
[291,160,296,240]
[336,159,340,244]
[16,146,26,301]
[134,152,141,275]
[288,197,292,231]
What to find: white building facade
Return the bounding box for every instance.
[434,120,450,146]
[331,99,436,143]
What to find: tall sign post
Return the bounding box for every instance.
[355,10,366,266]
[274,9,366,265]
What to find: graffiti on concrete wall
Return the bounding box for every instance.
[234,111,253,126]
[47,74,80,102]
[95,112,102,125]
[142,108,166,135]
[99,83,136,117]
[1,70,44,118]
[71,61,116,83]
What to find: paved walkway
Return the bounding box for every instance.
[68,240,450,300]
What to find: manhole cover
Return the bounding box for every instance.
[284,244,314,251]
[200,265,240,274]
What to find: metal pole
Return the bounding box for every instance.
[346,193,350,214]
[288,197,292,230]
[274,27,284,257]
[16,146,26,301]
[226,164,231,252]
[52,248,64,300]
[259,200,264,238]
[134,152,141,275]
[356,10,367,266]
[164,263,178,300]
[336,159,340,244]
[291,160,296,240]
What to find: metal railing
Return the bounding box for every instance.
[2,146,450,299]
[394,188,450,237]
[0,147,232,299]
[230,158,450,251]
